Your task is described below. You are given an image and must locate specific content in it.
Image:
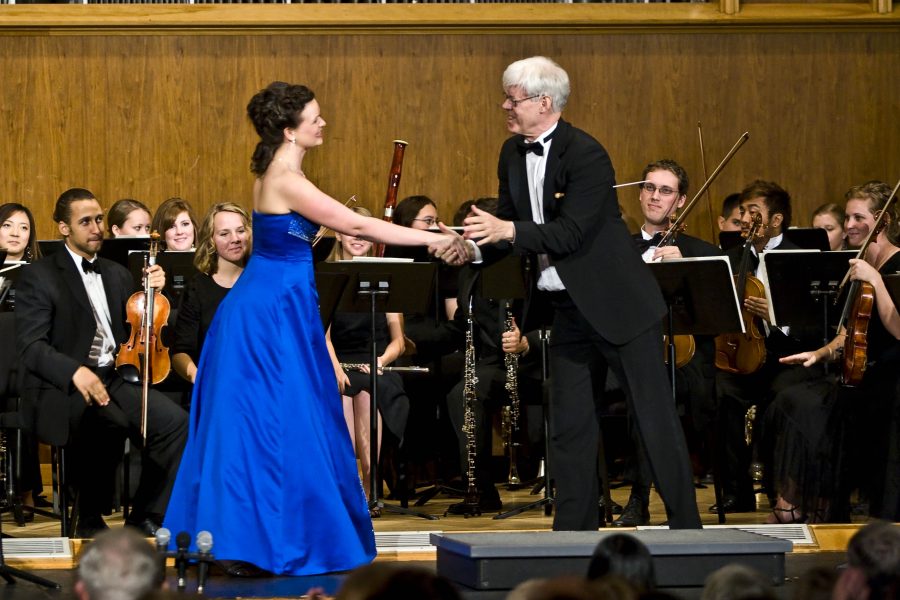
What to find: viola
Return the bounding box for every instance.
[714,213,767,374]
[374,140,408,257]
[115,232,171,439]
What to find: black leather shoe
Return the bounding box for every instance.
[74,516,110,539]
[216,560,272,578]
[708,495,756,514]
[612,497,650,527]
[126,517,162,537]
[599,495,624,515]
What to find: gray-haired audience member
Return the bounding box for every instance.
[701,564,776,600]
[336,564,461,600]
[834,521,900,600]
[75,528,163,600]
[586,533,656,593]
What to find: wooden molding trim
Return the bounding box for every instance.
[0,3,896,35]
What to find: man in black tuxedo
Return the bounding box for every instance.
[612,159,722,526]
[461,57,701,530]
[713,179,821,513]
[16,188,187,538]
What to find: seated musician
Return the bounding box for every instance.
[171,203,251,401]
[410,197,534,514]
[0,202,46,519]
[617,159,721,526]
[718,193,743,234]
[811,202,847,251]
[766,181,900,523]
[15,188,188,538]
[713,180,822,514]
[107,199,152,238]
[324,207,411,506]
[152,197,198,252]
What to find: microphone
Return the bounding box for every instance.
[175,531,191,590]
[154,527,171,581]
[195,531,214,595]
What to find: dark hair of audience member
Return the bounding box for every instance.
[53,188,96,225]
[790,566,838,600]
[246,81,316,176]
[336,564,461,600]
[845,520,900,600]
[0,202,41,262]
[508,575,637,600]
[701,564,776,600]
[393,195,437,228]
[586,533,656,593]
[107,198,152,238]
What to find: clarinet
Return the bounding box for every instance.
[340,363,430,374]
[459,297,482,515]
[503,302,522,487]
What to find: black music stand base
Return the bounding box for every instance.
[369,499,439,521]
[414,483,464,508]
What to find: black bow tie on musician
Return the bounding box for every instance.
[81,257,101,274]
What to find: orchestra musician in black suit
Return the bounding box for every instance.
[457,56,701,530]
[15,188,187,538]
[616,159,721,527]
[712,180,822,514]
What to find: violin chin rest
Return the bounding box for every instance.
[116,364,140,384]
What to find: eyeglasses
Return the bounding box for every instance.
[413,217,438,227]
[641,183,679,198]
[502,94,541,108]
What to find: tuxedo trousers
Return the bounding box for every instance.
[547,296,701,530]
[70,368,187,521]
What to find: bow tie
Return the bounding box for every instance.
[517,140,545,156]
[634,232,665,254]
[81,258,101,275]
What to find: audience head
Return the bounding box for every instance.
[247,81,318,176]
[639,159,689,229]
[836,520,900,600]
[75,527,163,600]
[54,188,105,259]
[586,533,656,593]
[336,564,461,600]
[108,199,152,238]
[701,564,776,600]
[507,575,636,600]
[152,197,197,251]
[502,56,570,115]
[328,207,373,262]
[0,202,40,262]
[394,195,438,230]
[810,202,847,251]
[791,565,837,600]
[193,202,252,276]
[739,180,792,237]
[718,193,743,233]
[844,180,895,249]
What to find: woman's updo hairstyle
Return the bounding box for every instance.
[247,82,315,176]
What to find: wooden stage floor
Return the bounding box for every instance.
[0,483,873,599]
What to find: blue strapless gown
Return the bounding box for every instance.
[163,211,376,576]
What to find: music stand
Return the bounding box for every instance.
[99,237,151,268]
[315,272,350,330]
[648,256,743,525]
[784,228,830,251]
[881,273,900,313]
[761,250,856,348]
[317,260,439,520]
[719,231,744,253]
[127,251,198,306]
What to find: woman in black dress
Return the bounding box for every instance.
[769,181,900,522]
[171,202,251,390]
[324,207,410,501]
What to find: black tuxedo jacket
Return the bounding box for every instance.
[484,119,666,345]
[15,249,135,445]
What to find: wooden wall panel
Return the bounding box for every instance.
[0,31,897,243]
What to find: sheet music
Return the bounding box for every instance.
[758,249,818,327]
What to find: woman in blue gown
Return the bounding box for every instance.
[163,82,466,576]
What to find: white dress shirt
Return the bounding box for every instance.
[65,244,116,367]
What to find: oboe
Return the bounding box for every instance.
[503,302,522,487]
[455,297,482,516]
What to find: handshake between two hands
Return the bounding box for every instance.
[426,206,514,266]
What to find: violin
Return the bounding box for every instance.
[115,232,171,439]
[374,140,408,258]
[714,213,767,374]
[837,178,900,386]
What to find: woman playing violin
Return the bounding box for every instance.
[768,181,900,523]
